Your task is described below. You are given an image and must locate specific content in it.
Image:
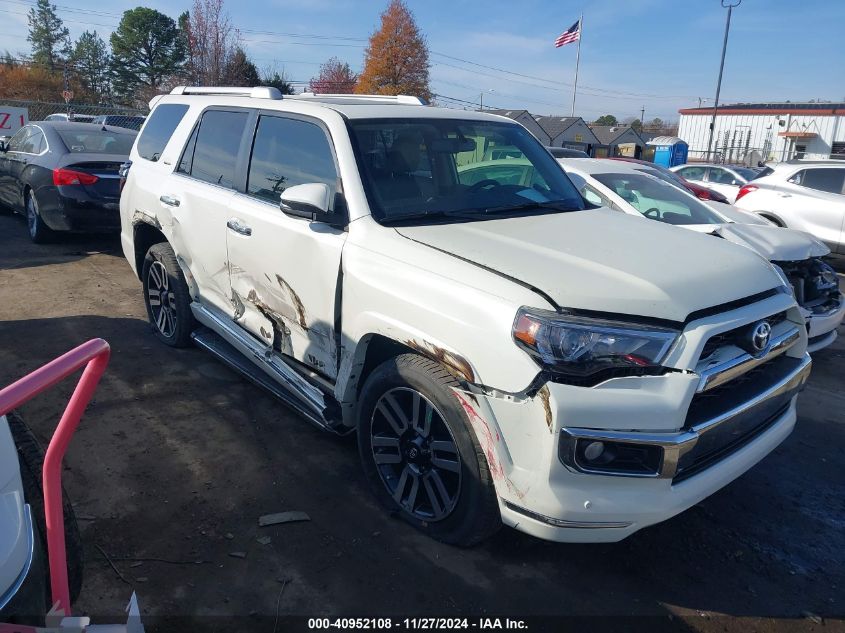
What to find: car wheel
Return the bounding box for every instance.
[357,354,500,546]
[8,411,83,606]
[142,242,195,347]
[25,190,53,244]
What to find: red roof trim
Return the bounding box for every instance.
[679,107,841,116]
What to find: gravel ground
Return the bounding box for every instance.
[0,213,843,633]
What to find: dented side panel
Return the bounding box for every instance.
[226,193,347,380]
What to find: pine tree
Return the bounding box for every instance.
[71,31,111,103]
[309,56,357,94]
[261,70,295,95]
[224,47,260,86]
[356,0,430,100]
[27,0,70,71]
[110,8,186,106]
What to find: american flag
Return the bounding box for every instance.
[554,20,581,48]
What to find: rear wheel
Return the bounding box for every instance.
[25,190,54,243]
[357,354,500,546]
[8,411,83,606]
[142,242,195,347]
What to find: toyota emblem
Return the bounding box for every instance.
[750,321,772,353]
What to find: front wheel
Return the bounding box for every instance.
[357,354,500,546]
[142,242,195,347]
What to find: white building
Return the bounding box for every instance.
[677,102,845,163]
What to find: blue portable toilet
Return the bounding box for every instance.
[647,136,688,168]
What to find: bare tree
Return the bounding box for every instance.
[183,0,240,86]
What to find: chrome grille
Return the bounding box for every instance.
[699,311,788,361]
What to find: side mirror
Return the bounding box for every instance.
[280,183,346,228]
[0,137,9,152]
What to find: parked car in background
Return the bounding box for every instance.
[559,158,844,352]
[733,160,845,254]
[90,114,146,131]
[44,113,95,123]
[120,86,811,545]
[0,121,136,242]
[610,156,730,203]
[671,163,759,202]
[546,146,589,158]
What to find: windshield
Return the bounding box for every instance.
[593,172,725,225]
[348,118,585,224]
[57,129,137,154]
[732,167,758,181]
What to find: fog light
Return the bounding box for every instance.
[562,435,664,477]
[583,441,605,461]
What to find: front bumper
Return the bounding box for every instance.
[471,295,811,543]
[802,293,845,353]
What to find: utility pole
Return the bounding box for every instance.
[640,106,645,128]
[706,0,741,162]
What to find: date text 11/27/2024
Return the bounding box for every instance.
[307,618,528,630]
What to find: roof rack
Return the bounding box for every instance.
[169,86,283,99]
[293,92,427,106]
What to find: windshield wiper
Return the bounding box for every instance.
[479,200,581,215]
[380,209,481,225]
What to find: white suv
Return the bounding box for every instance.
[733,160,845,255]
[119,86,811,545]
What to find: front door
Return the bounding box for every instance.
[227,113,347,379]
[157,108,253,317]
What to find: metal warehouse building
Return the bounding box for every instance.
[677,102,845,163]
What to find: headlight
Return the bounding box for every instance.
[513,307,679,383]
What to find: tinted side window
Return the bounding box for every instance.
[7,127,32,152]
[137,103,189,162]
[247,115,337,204]
[801,168,845,195]
[708,168,736,185]
[190,110,250,189]
[29,130,45,154]
[678,166,705,180]
[177,125,199,175]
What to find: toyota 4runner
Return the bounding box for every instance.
[119,87,812,545]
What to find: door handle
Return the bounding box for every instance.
[227,218,252,236]
[159,195,180,207]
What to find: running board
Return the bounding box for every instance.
[190,304,343,434]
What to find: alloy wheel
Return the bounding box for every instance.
[147,260,177,338]
[369,387,462,521]
[26,194,38,238]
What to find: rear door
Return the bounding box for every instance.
[226,112,347,379]
[785,167,845,253]
[704,167,743,202]
[675,165,707,187]
[157,108,254,316]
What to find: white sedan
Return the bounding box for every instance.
[559,158,845,352]
[670,163,759,203]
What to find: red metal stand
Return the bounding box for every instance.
[0,339,111,617]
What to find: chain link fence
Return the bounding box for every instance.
[0,99,148,133]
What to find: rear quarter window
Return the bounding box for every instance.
[136,103,189,162]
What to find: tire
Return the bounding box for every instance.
[25,189,54,244]
[142,242,195,347]
[357,354,500,546]
[7,411,83,606]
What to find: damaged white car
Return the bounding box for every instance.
[559,158,844,353]
[119,87,812,545]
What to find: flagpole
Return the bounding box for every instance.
[570,14,582,117]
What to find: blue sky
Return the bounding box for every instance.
[1,0,843,120]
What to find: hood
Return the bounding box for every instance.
[707,201,773,225]
[685,222,830,261]
[396,208,784,323]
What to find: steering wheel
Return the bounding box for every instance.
[644,207,661,219]
[467,179,499,193]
